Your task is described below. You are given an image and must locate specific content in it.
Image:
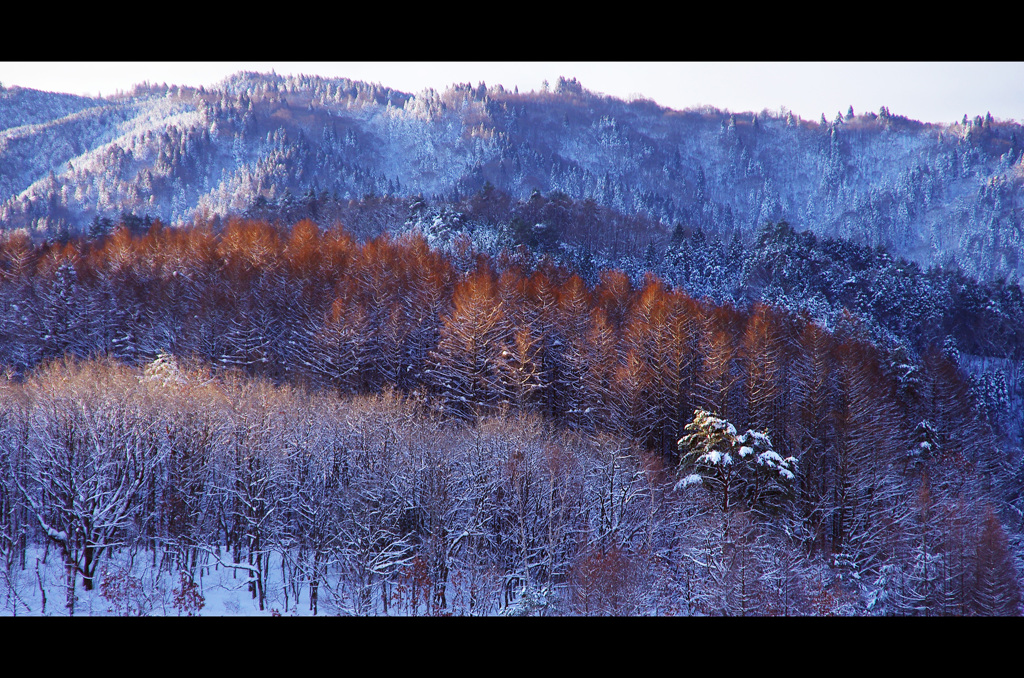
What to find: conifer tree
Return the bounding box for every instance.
[429,264,505,421]
[970,507,1022,616]
[676,409,796,517]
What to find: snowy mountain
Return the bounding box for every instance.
[3,73,1023,284]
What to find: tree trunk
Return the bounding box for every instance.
[65,560,76,616]
[82,544,95,591]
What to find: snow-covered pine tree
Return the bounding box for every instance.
[676,409,797,517]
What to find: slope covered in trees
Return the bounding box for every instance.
[3,73,1024,285]
[1,216,1020,615]
[228,186,1024,455]
[2,69,1022,615]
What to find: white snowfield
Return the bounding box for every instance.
[2,544,507,616]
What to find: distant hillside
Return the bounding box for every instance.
[2,72,1023,284]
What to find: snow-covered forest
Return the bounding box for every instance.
[1,71,1023,615]
[0,217,1020,616]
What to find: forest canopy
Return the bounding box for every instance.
[0,215,1019,615]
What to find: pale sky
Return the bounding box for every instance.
[3,61,1023,126]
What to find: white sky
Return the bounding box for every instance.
[2,61,1023,126]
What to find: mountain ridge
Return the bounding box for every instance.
[2,71,1022,285]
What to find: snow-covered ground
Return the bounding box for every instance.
[1,546,303,617]
[0,544,531,617]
